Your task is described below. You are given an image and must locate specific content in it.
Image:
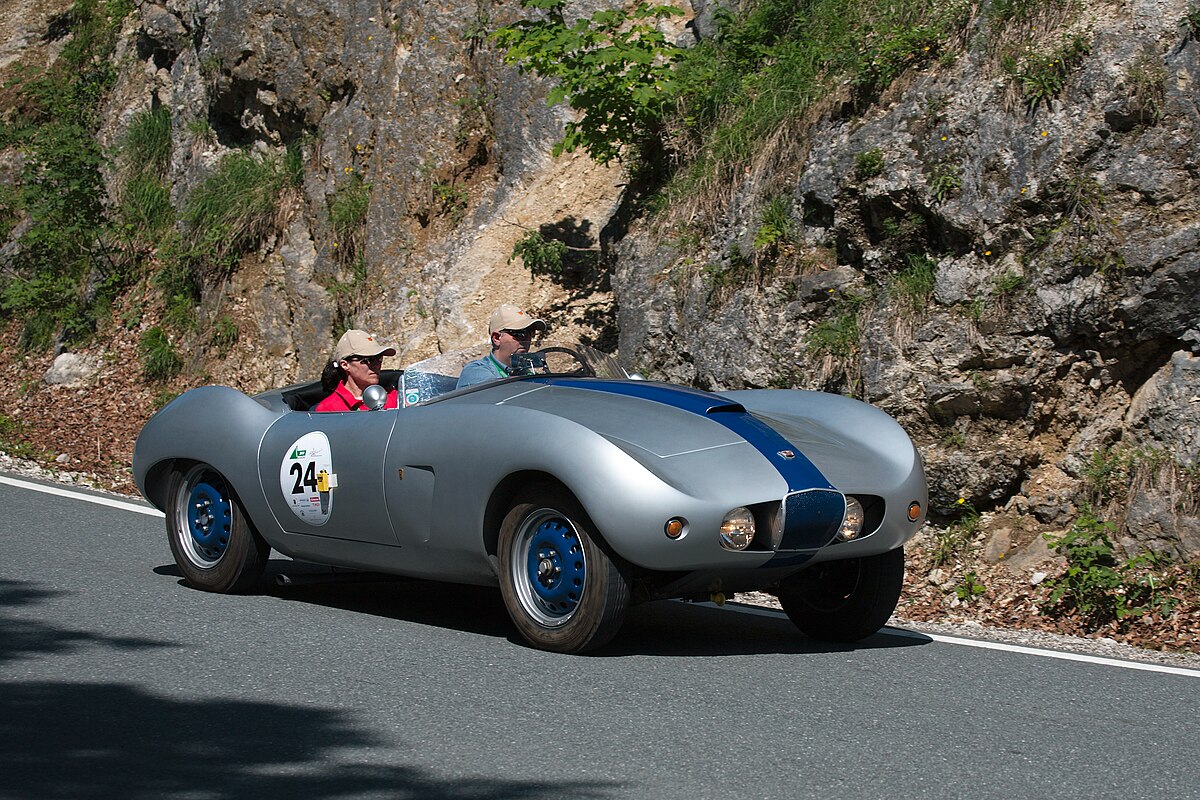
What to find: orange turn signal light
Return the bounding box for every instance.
[907,502,922,522]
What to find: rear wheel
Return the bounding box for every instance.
[166,463,269,593]
[776,548,904,642]
[498,485,629,653]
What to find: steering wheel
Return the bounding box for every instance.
[536,347,594,378]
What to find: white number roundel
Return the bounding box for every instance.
[279,431,334,525]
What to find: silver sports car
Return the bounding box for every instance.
[133,343,927,653]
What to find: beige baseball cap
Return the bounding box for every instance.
[488,304,546,335]
[334,329,397,361]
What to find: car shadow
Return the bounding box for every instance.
[153,562,935,657]
[597,600,933,657]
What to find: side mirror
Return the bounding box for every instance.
[362,384,388,410]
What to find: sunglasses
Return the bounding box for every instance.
[502,328,536,341]
[345,354,384,365]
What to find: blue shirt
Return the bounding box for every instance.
[456,353,510,388]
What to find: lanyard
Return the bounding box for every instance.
[487,354,510,377]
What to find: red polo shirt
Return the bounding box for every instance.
[312,382,399,412]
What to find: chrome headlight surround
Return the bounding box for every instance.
[838,496,865,541]
[718,507,756,550]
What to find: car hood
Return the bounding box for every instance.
[496,378,836,496]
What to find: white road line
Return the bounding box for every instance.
[728,601,1200,678]
[0,474,164,517]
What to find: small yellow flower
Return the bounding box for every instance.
[957,497,965,505]
[984,250,992,256]
[941,135,948,141]
[1020,187,1027,194]
[368,35,373,41]
[333,242,339,248]
[1041,131,1049,137]
[344,166,354,173]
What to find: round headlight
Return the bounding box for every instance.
[838,496,865,541]
[719,507,756,550]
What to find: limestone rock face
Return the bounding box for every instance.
[118,0,623,381]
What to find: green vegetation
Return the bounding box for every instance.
[955,570,986,602]
[1184,5,1200,38]
[702,243,757,295]
[1042,510,1177,625]
[119,106,172,177]
[805,291,867,361]
[753,196,795,253]
[928,159,961,203]
[150,249,199,332]
[492,0,684,164]
[1003,34,1090,110]
[1126,51,1166,125]
[1080,445,1199,514]
[1031,174,1124,275]
[510,229,569,277]
[431,181,468,224]
[932,499,980,567]
[182,148,294,271]
[328,173,371,261]
[991,269,1025,297]
[116,107,175,243]
[854,148,885,181]
[496,0,970,216]
[0,0,134,350]
[139,325,183,382]
[889,253,937,314]
[209,314,239,355]
[0,414,46,460]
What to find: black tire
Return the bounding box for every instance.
[497,484,629,653]
[776,548,905,642]
[165,463,269,593]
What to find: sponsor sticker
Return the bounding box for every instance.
[279,431,337,525]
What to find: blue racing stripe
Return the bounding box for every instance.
[536,379,835,492]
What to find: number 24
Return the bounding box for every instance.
[289,461,318,494]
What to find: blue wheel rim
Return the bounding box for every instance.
[510,508,587,627]
[173,466,233,568]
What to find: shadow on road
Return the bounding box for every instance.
[0,681,617,800]
[156,562,932,658]
[0,579,176,665]
[600,600,931,657]
[1,577,618,800]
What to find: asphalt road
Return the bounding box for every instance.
[2,476,1199,800]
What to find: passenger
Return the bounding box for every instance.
[313,329,400,412]
[456,304,547,389]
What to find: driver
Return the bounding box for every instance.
[313,329,400,411]
[456,304,547,389]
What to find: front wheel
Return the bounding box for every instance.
[776,548,904,642]
[497,485,629,653]
[166,463,269,593]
